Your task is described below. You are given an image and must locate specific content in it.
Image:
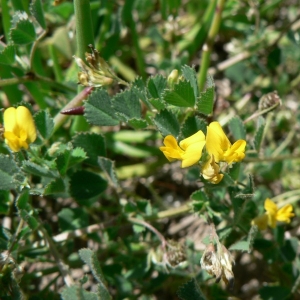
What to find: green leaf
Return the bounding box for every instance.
[61,285,99,300]
[181,116,207,139]
[44,178,66,195]
[127,118,148,129]
[16,189,30,210]
[0,45,15,65]
[79,249,112,300]
[112,89,141,120]
[0,154,20,190]
[191,190,209,202]
[98,157,119,188]
[22,161,58,178]
[147,74,167,99]
[163,80,195,107]
[10,19,36,45]
[153,109,180,137]
[148,98,166,110]
[58,208,89,231]
[132,77,152,107]
[177,278,207,300]
[56,146,87,176]
[254,117,265,152]
[84,89,119,126]
[229,162,241,181]
[34,110,54,139]
[0,190,10,214]
[228,116,246,140]
[70,170,107,203]
[30,0,46,29]
[72,133,106,165]
[229,240,251,252]
[181,65,199,98]
[196,74,214,115]
[19,210,39,231]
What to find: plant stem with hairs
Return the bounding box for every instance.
[198,0,225,91]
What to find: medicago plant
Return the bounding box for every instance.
[0,0,299,299]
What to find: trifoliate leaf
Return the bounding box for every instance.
[153,109,180,138]
[147,74,167,99]
[127,118,148,129]
[72,132,106,165]
[0,154,21,190]
[22,161,58,178]
[44,178,66,195]
[10,19,36,45]
[163,80,195,107]
[0,45,15,65]
[254,117,265,152]
[197,74,214,115]
[34,110,54,139]
[30,0,46,29]
[112,89,141,120]
[84,89,119,126]
[98,157,119,188]
[70,170,107,203]
[228,116,246,140]
[181,65,199,98]
[16,189,30,210]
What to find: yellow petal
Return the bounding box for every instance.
[264,198,278,215]
[16,106,36,143]
[179,130,205,151]
[3,107,17,133]
[202,155,223,184]
[276,204,294,223]
[181,141,206,168]
[159,135,184,161]
[206,122,231,162]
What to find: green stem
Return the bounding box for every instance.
[1,0,11,39]
[244,154,300,163]
[48,44,64,83]
[197,0,226,91]
[53,86,93,133]
[39,225,74,286]
[73,0,95,132]
[29,30,47,70]
[73,0,95,61]
[129,11,146,79]
[0,76,31,87]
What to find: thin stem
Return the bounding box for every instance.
[198,0,225,90]
[48,44,63,83]
[129,10,146,79]
[0,76,31,87]
[39,225,74,286]
[7,219,25,255]
[128,217,168,249]
[244,154,300,163]
[29,30,47,70]
[243,102,281,124]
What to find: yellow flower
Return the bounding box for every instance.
[206,122,246,164]
[3,106,37,152]
[252,198,295,230]
[202,155,224,184]
[159,130,206,168]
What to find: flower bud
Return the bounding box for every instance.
[258,91,282,111]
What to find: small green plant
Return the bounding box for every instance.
[0,0,299,299]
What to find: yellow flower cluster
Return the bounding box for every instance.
[159,121,246,184]
[3,106,37,152]
[252,198,294,230]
